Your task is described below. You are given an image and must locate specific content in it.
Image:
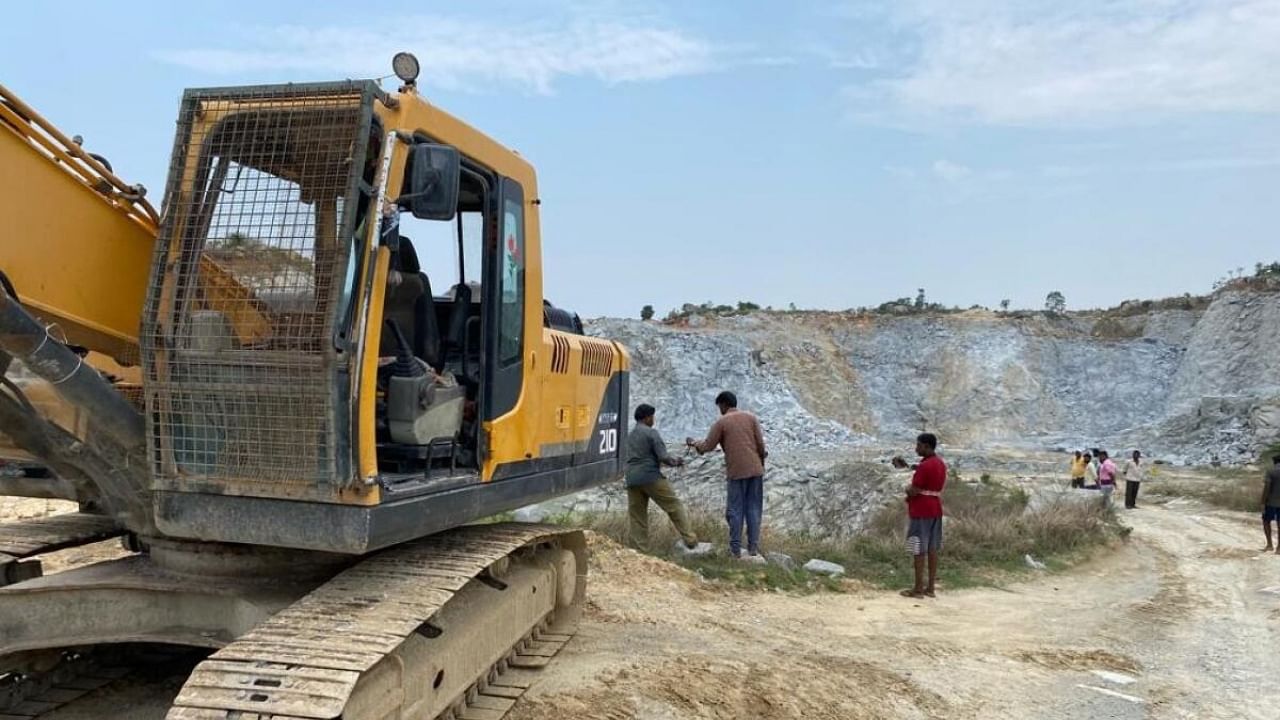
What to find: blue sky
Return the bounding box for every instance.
[4,0,1277,318]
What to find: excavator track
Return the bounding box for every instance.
[166,522,585,720]
[0,513,122,558]
[0,645,202,719]
[0,512,124,586]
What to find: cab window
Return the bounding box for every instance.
[499,184,524,365]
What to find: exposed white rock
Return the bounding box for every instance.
[803,559,846,576]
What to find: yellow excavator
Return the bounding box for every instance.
[0,52,629,718]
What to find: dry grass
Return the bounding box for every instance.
[557,477,1125,592]
[1156,471,1263,513]
[1150,443,1279,513]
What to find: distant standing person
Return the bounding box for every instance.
[624,404,698,551]
[686,391,768,560]
[1122,450,1146,509]
[1097,450,1118,505]
[892,433,946,598]
[1082,451,1098,489]
[1070,450,1088,489]
[1261,454,1280,554]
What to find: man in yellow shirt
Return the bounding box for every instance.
[1069,451,1088,489]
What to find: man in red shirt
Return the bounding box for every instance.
[893,433,946,598]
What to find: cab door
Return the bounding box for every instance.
[482,177,526,421]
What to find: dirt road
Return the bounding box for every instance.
[8,497,1279,718]
[512,500,1280,720]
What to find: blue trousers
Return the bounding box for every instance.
[726,476,764,556]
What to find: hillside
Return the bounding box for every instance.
[590,289,1280,467]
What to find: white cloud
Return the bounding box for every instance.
[157,15,718,94]
[847,0,1280,125]
[932,159,972,182]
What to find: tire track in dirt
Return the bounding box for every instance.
[516,503,1279,720]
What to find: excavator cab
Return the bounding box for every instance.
[141,80,629,553]
[374,143,483,476]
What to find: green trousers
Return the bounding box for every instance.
[627,478,697,549]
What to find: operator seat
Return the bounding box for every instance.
[380,237,442,372]
[445,282,471,355]
[443,283,479,394]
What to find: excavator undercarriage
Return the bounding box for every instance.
[0,522,585,719]
[0,275,591,718]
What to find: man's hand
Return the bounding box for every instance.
[905,484,922,497]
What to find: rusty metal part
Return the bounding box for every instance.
[166,523,585,720]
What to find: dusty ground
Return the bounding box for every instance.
[4,489,1278,719]
[511,498,1279,720]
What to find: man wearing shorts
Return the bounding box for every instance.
[1261,455,1280,554]
[893,433,946,598]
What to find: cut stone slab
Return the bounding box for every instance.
[765,552,796,570]
[803,559,846,576]
[513,506,548,523]
[673,541,715,557]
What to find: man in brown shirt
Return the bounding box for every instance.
[687,391,768,559]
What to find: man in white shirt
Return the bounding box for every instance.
[1082,451,1098,489]
[1123,450,1146,509]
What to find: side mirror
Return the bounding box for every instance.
[399,143,460,221]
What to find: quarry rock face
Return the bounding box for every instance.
[562,291,1280,533]
[591,290,1280,466]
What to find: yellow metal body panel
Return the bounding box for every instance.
[0,102,153,364]
[531,328,631,458]
[358,247,391,483]
[370,89,628,483]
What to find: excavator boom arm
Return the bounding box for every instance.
[0,83,157,364]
